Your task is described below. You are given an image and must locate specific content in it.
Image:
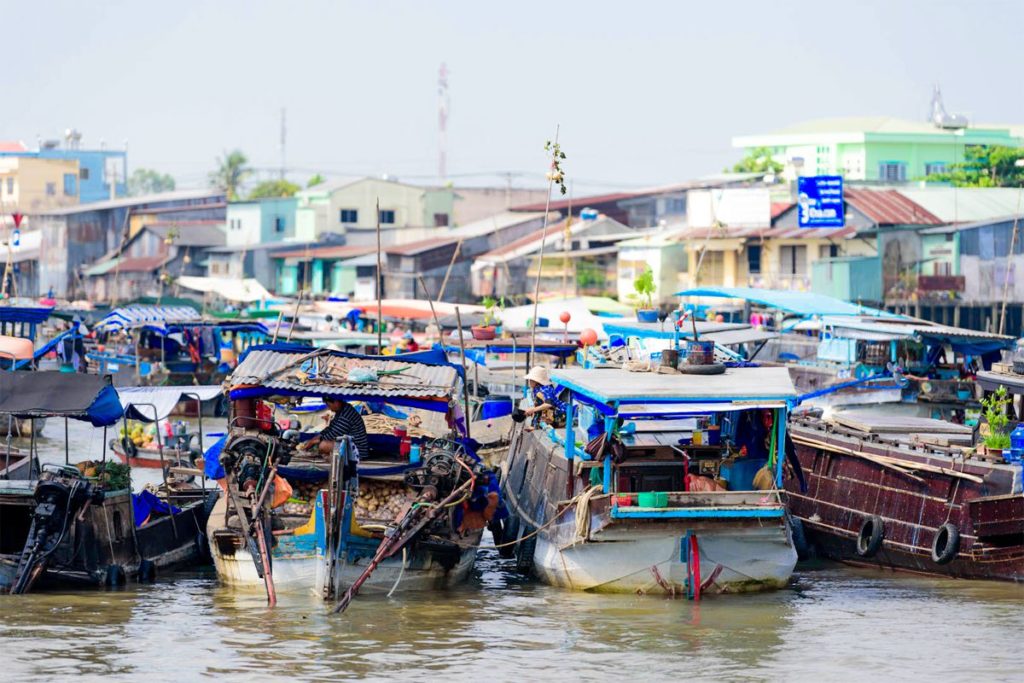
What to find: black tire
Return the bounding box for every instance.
[931,523,960,565]
[121,436,138,460]
[677,363,726,375]
[498,516,519,559]
[137,559,156,583]
[105,564,127,587]
[789,516,812,561]
[514,526,536,574]
[856,515,885,558]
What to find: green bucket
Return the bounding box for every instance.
[637,491,668,508]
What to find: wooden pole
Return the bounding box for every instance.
[417,274,443,337]
[562,184,573,299]
[436,239,462,303]
[454,306,472,440]
[285,291,302,342]
[376,197,383,350]
[999,186,1023,335]
[531,125,560,356]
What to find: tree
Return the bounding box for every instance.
[128,168,176,196]
[248,179,300,199]
[925,145,1024,187]
[727,146,784,175]
[307,173,325,188]
[209,150,252,200]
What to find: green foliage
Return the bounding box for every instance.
[128,168,176,196]
[633,267,656,309]
[481,296,504,326]
[925,145,1024,187]
[248,179,300,199]
[982,386,1012,449]
[544,140,568,195]
[209,149,252,200]
[307,173,325,188]
[728,147,784,175]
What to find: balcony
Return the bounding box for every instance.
[917,275,965,293]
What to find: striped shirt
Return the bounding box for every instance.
[320,402,368,459]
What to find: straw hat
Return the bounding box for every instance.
[524,366,552,385]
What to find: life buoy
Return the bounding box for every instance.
[931,523,960,565]
[121,436,138,460]
[856,515,884,557]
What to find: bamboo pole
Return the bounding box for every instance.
[417,274,443,338]
[454,306,472,439]
[530,125,560,357]
[436,239,463,303]
[376,197,383,350]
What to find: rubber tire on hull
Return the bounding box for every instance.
[514,527,536,574]
[105,564,127,587]
[931,523,960,565]
[856,515,885,558]
[677,363,726,375]
[789,516,812,561]
[498,517,519,559]
[137,559,156,583]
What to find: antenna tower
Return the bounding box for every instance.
[438,63,449,181]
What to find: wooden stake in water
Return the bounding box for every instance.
[454,306,472,440]
[376,197,384,350]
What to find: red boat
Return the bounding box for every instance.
[784,412,1024,582]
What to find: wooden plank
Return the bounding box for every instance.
[830,412,972,435]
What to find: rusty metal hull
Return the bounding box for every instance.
[785,416,1024,582]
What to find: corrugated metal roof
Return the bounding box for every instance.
[230,349,459,400]
[385,236,459,256]
[552,366,797,403]
[95,305,202,332]
[271,244,374,260]
[145,223,226,247]
[35,189,225,216]
[823,316,1013,343]
[844,188,943,226]
[896,187,1024,223]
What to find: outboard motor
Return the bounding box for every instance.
[9,465,100,595]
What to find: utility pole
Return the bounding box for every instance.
[438,63,449,182]
[280,107,287,180]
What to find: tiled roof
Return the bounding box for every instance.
[844,188,942,226]
[0,141,28,153]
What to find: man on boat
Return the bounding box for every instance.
[299,397,369,463]
[523,366,567,429]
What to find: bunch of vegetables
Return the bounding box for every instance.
[354,480,416,522]
[75,460,132,491]
[120,422,158,449]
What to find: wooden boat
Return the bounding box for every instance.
[501,365,800,597]
[0,372,217,593]
[207,345,499,607]
[785,410,1024,581]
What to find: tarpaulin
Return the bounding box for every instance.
[0,372,123,426]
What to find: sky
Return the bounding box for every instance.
[5,0,1023,194]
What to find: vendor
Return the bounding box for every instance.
[300,397,369,460]
[523,366,567,428]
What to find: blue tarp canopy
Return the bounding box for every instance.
[0,372,123,426]
[0,305,53,324]
[676,287,902,319]
[95,305,203,333]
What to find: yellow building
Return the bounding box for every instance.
[0,156,81,212]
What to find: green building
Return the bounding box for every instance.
[733,117,1024,183]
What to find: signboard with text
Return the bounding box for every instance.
[797,175,844,228]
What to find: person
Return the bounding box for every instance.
[523,366,566,428]
[299,397,369,460]
[402,330,420,353]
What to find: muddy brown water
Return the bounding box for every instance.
[0,418,1021,681]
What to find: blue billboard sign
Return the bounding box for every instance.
[797,175,844,228]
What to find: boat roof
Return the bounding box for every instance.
[551,366,797,405]
[0,372,123,426]
[227,345,462,408]
[117,385,223,422]
[822,316,1013,348]
[601,320,778,346]
[0,304,53,325]
[95,305,268,334]
[285,329,381,348]
[676,286,902,319]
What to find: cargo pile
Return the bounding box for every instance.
[354,480,417,522]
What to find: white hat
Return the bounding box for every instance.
[524,366,551,385]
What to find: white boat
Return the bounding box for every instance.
[501,365,800,597]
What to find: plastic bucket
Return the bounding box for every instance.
[686,340,715,365]
[637,492,668,508]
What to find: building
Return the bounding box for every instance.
[82,221,226,302]
[294,177,455,245]
[270,243,375,298]
[733,117,1024,183]
[472,213,641,299]
[0,154,80,213]
[0,137,128,208]
[32,190,225,299]
[226,197,298,247]
[451,186,549,225]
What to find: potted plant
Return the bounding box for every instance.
[981,386,1012,456]
[632,267,659,323]
[472,296,502,340]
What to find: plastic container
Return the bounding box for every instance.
[1010,424,1024,462]
[614,493,635,507]
[638,492,668,508]
[686,340,715,365]
[409,442,422,465]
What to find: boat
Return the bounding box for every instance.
[108,385,223,470]
[88,305,269,387]
[0,372,217,593]
[207,344,500,607]
[501,364,800,597]
[785,408,1024,581]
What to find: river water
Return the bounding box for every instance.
[0,419,1021,681]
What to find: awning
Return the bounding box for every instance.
[117,385,223,422]
[176,276,273,303]
[676,286,902,318]
[0,305,53,324]
[96,305,203,333]
[0,373,123,426]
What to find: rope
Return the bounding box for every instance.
[573,485,603,543]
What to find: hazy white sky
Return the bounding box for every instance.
[5,0,1022,193]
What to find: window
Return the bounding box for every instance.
[818,244,839,259]
[878,162,907,182]
[934,261,952,276]
[747,244,762,274]
[379,209,396,225]
[666,197,686,214]
[63,173,77,196]
[79,167,90,180]
[6,178,12,194]
[339,209,358,224]
[924,162,947,176]
[45,182,56,196]
[433,213,449,227]
[779,245,807,275]
[274,216,285,233]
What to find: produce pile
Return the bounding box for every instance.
[354,479,417,522]
[362,413,431,438]
[120,422,158,450]
[74,460,132,491]
[278,478,324,517]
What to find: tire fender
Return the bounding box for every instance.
[856,515,884,558]
[931,523,960,565]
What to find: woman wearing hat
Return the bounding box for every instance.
[523,366,566,429]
